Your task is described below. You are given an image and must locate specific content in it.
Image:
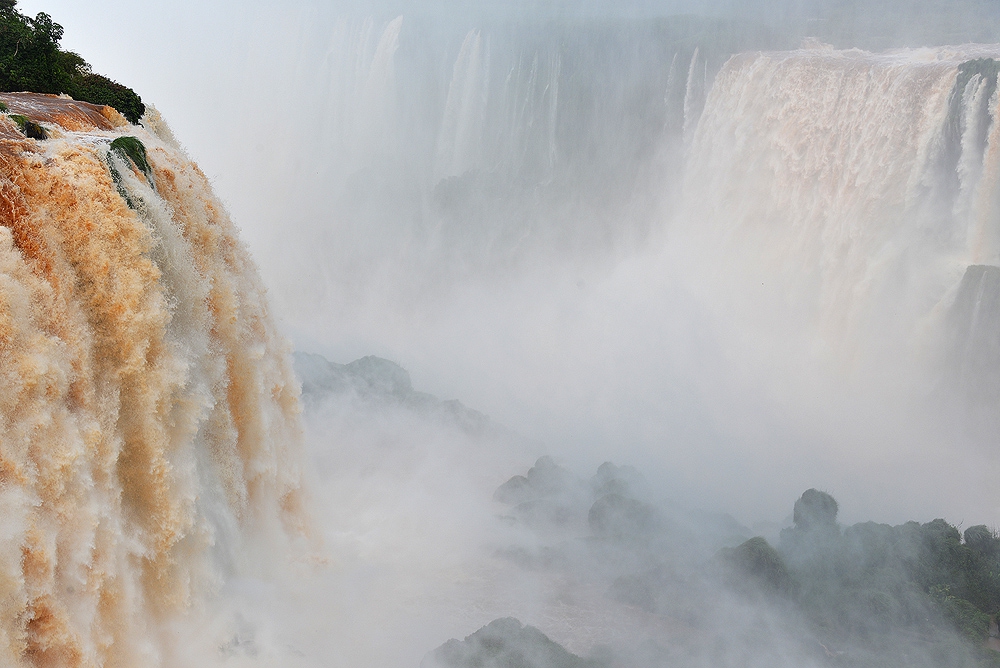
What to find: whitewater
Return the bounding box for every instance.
[0,93,304,667]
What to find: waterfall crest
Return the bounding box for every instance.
[679,47,1000,377]
[0,93,304,667]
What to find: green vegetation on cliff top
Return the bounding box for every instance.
[0,0,143,123]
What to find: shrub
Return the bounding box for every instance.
[965,525,1000,556]
[0,2,143,122]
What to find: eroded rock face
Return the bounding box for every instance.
[0,92,122,132]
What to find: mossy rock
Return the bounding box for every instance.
[588,493,661,539]
[106,136,153,209]
[109,136,150,177]
[8,114,47,140]
[793,489,838,529]
[719,536,792,595]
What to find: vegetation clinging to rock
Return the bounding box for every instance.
[110,136,151,180]
[7,112,44,139]
[106,136,152,209]
[775,490,1000,662]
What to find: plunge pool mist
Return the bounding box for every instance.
[203,13,1000,668]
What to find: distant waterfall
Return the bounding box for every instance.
[436,30,489,180]
[679,47,1000,384]
[683,47,704,144]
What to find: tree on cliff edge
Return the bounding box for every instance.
[0,0,144,122]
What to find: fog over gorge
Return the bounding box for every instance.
[6,0,1000,666]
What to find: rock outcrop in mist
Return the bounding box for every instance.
[422,618,597,668]
[426,463,1000,668]
[294,351,505,437]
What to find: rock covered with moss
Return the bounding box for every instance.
[771,490,1000,664]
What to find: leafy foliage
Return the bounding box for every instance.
[931,585,992,644]
[776,490,1000,664]
[0,1,143,122]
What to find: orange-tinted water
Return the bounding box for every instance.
[0,95,304,667]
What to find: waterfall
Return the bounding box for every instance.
[682,47,703,144]
[356,15,404,164]
[678,47,1000,377]
[436,30,489,180]
[0,94,304,667]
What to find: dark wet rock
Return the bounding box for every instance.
[588,493,663,540]
[792,488,838,530]
[421,617,601,668]
[716,536,791,595]
[292,351,496,436]
[494,456,578,505]
[590,461,646,499]
[513,498,580,529]
[494,475,532,504]
[8,113,46,139]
